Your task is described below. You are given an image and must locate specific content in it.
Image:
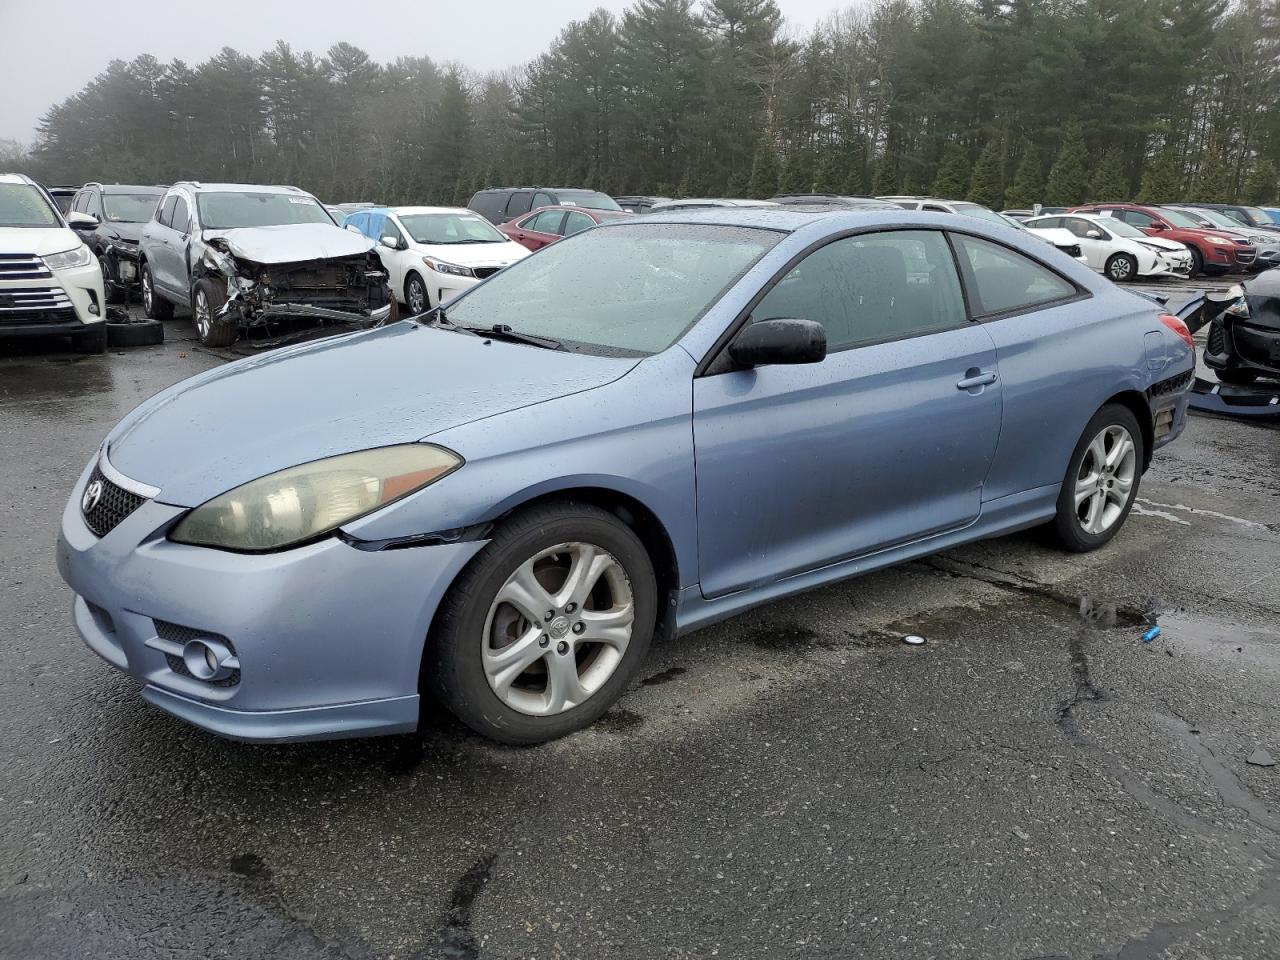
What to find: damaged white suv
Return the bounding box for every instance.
[138,182,395,347]
[0,173,107,353]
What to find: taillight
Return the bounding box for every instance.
[1160,313,1194,350]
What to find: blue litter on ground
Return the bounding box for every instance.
[1142,626,1162,644]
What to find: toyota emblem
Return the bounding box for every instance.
[82,480,104,514]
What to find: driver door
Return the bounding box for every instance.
[692,229,1002,598]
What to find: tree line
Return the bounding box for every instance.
[17,0,1280,208]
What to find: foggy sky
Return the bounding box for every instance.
[1,0,839,145]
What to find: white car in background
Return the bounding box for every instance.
[1023,213,1193,282]
[345,206,529,314]
[881,196,1089,265]
[0,173,106,353]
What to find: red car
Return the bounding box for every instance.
[498,205,631,251]
[1070,203,1254,276]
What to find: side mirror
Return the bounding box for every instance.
[380,234,403,250]
[67,212,98,230]
[1086,229,1103,239]
[729,318,827,368]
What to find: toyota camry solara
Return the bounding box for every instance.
[57,209,1195,745]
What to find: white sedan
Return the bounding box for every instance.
[345,206,529,313]
[1024,213,1192,282]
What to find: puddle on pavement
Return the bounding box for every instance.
[0,356,116,408]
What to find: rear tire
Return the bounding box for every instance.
[426,501,657,745]
[140,263,173,320]
[1049,404,1144,553]
[191,279,238,347]
[73,324,108,354]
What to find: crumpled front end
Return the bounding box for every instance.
[1202,273,1280,381]
[197,240,394,335]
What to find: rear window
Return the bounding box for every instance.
[556,191,622,212]
[0,182,60,227]
[196,192,334,230]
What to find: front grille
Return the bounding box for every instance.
[81,464,147,538]
[1207,319,1227,355]
[156,620,240,687]
[0,253,51,280]
[473,266,501,280]
[1236,248,1256,265]
[1151,369,1193,397]
[0,286,76,327]
[1232,323,1280,368]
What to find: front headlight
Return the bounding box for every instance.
[43,244,94,271]
[1207,237,1231,246]
[170,444,462,551]
[424,257,475,278]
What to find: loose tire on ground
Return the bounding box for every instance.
[106,318,164,347]
[425,501,657,745]
[140,263,174,320]
[191,278,238,347]
[1049,403,1144,553]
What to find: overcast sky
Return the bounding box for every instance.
[1,0,842,144]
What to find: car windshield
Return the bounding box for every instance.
[1181,208,1239,230]
[556,191,622,212]
[1095,218,1146,238]
[1236,207,1270,227]
[443,223,779,356]
[103,194,161,222]
[398,213,506,244]
[196,192,334,230]
[1159,208,1203,229]
[0,182,60,227]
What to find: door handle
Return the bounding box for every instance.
[956,370,998,391]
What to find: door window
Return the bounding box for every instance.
[505,191,535,218]
[563,211,595,236]
[170,196,190,233]
[158,195,177,227]
[71,192,89,214]
[532,192,556,210]
[1033,216,1063,229]
[753,230,967,350]
[1119,209,1156,229]
[952,234,1077,317]
[1060,217,1096,238]
[526,210,565,234]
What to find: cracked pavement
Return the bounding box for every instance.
[1,321,1278,960]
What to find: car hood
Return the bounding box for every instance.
[202,223,376,263]
[0,226,83,256]
[1136,236,1187,252]
[411,240,530,266]
[105,323,639,506]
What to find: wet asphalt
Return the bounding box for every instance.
[1,293,1279,960]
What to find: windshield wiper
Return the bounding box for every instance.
[461,323,565,350]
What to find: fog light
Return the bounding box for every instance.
[87,302,99,316]
[181,637,237,682]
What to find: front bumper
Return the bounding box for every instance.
[0,259,105,338]
[1143,252,1193,279]
[56,456,486,742]
[1205,317,1280,378]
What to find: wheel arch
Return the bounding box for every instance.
[1101,389,1153,471]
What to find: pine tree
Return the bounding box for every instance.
[841,140,870,195]
[1088,148,1129,202]
[677,168,695,198]
[778,148,815,194]
[1138,151,1185,204]
[1004,142,1045,209]
[813,149,844,194]
[747,141,780,198]
[1192,154,1232,203]
[966,139,1004,207]
[1045,120,1089,205]
[870,155,897,196]
[931,143,970,198]
[1244,160,1278,204]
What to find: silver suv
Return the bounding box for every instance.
[138,182,394,347]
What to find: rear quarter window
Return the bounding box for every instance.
[952,234,1078,317]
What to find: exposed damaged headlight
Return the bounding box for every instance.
[169,445,463,552]
[202,245,240,277]
[424,257,475,279]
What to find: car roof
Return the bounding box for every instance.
[173,182,313,196]
[0,173,38,186]
[92,184,166,194]
[618,206,897,231]
[382,206,481,216]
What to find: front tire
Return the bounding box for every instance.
[191,279,238,347]
[1105,253,1137,282]
[426,501,657,744]
[140,263,174,320]
[1050,404,1144,553]
[405,273,429,316]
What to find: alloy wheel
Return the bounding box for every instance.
[1109,256,1134,281]
[482,541,635,716]
[1073,424,1136,535]
[194,289,210,338]
[408,278,426,314]
[141,271,152,312]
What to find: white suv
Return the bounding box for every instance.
[0,173,106,352]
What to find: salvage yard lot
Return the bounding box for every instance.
[2,301,1278,959]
